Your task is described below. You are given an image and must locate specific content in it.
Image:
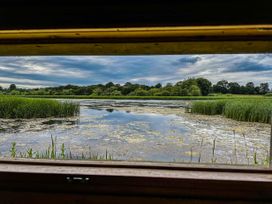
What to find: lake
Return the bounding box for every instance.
[0,99,270,165]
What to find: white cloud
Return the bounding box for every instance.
[0,54,271,88]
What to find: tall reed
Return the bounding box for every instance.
[9,136,113,161]
[0,96,79,118]
[191,99,272,123]
[191,100,226,115]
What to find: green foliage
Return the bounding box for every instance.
[189,85,201,96]
[1,78,270,97]
[224,100,272,123]
[129,88,149,96]
[213,80,229,94]
[9,84,16,91]
[10,142,16,158]
[265,93,272,96]
[191,100,226,115]
[228,82,241,94]
[260,83,270,94]
[0,96,79,119]
[196,78,212,96]
[10,136,113,161]
[61,143,66,159]
[192,99,272,123]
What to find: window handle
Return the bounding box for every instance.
[66,176,90,184]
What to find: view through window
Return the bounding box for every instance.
[0,54,271,167]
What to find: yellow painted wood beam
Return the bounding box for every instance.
[0,25,272,55]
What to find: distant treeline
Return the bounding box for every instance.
[1,78,271,96]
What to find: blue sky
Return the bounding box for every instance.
[0,54,271,88]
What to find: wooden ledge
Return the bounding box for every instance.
[1,25,272,40]
[0,25,272,55]
[0,159,271,202]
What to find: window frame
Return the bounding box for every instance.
[0,25,272,202]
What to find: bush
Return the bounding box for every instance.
[265,93,272,97]
[189,85,201,96]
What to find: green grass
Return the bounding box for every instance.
[0,96,79,118]
[191,99,272,123]
[224,100,272,123]
[191,100,227,115]
[21,94,268,100]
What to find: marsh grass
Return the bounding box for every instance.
[0,96,79,118]
[211,138,217,163]
[10,136,113,161]
[191,100,226,115]
[191,99,272,123]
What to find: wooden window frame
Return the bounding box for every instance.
[0,25,272,203]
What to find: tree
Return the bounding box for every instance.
[196,78,212,96]
[91,87,104,96]
[228,82,240,94]
[154,83,162,89]
[121,82,137,95]
[176,78,198,89]
[105,82,114,88]
[189,85,201,96]
[9,84,16,91]
[148,88,160,96]
[254,86,260,94]
[111,90,122,96]
[171,86,189,96]
[260,83,269,94]
[154,90,171,96]
[245,82,255,94]
[213,80,228,94]
[130,88,149,96]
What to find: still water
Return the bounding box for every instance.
[0,99,270,165]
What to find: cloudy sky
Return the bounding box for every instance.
[0,54,271,88]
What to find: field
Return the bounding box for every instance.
[0,96,79,119]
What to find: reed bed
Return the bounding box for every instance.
[0,96,79,118]
[191,99,272,123]
[9,136,113,160]
[191,100,226,115]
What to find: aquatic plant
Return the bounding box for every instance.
[9,136,113,161]
[0,96,79,118]
[211,138,217,163]
[191,99,272,123]
[10,142,16,158]
[224,100,272,123]
[191,100,226,115]
[198,137,204,163]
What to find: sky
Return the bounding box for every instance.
[0,54,271,88]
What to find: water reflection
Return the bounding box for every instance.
[0,99,270,165]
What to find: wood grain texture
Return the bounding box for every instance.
[0,159,271,203]
[0,26,272,55]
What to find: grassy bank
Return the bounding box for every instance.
[0,96,79,119]
[191,99,272,123]
[22,94,268,100]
